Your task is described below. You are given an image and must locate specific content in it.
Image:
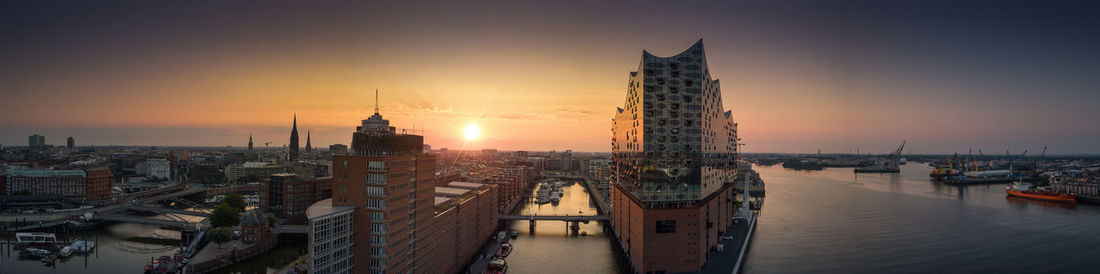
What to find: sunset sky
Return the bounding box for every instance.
[2,0,1099,154]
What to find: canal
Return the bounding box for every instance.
[744,163,1100,273]
[505,179,629,273]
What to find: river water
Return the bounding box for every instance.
[744,163,1100,273]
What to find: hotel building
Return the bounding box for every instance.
[611,40,740,273]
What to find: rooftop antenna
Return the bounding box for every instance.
[374,89,380,114]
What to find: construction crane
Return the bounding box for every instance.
[1020,149,1029,158]
[1040,146,1048,158]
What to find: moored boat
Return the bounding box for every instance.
[15,232,59,250]
[69,240,97,254]
[484,258,508,274]
[1006,183,1076,203]
[496,243,513,257]
[58,246,74,257]
[23,247,51,259]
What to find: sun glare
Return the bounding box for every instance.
[463,123,481,140]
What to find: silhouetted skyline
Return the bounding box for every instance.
[2,0,1099,153]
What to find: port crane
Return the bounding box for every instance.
[890,141,906,163]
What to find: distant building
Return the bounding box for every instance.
[141,159,171,180]
[248,133,254,151]
[67,137,75,150]
[610,40,740,273]
[290,114,300,161]
[28,134,45,148]
[481,149,498,159]
[225,162,285,183]
[240,209,272,243]
[262,173,332,224]
[3,165,114,201]
[561,149,573,170]
[329,144,348,155]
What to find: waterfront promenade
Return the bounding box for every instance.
[701,213,757,274]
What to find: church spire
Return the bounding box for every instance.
[289,114,300,161]
[248,131,253,151]
[305,129,312,153]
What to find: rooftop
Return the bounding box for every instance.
[435,196,452,207]
[305,198,355,219]
[447,181,486,190]
[435,186,472,197]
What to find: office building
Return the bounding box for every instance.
[67,137,75,150]
[225,161,285,183]
[610,40,740,273]
[329,95,437,274]
[142,158,171,180]
[306,198,356,274]
[28,134,45,148]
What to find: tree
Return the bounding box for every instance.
[226,193,247,211]
[207,227,231,248]
[210,202,241,228]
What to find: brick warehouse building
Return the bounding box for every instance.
[3,165,114,201]
[610,40,740,273]
[262,173,332,224]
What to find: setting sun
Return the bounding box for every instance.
[463,123,481,141]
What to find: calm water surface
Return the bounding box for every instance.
[506,180,629,274]
[1,222,184,273]
[744,163,1100,273]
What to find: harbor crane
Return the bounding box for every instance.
[890,141,906,162]
[1040,146,1048,158]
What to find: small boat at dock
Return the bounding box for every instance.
[496,243,513,257]
[483,258,508,274]
[15,232,59,250]
[22,247,51,259]
[69,240,97,254]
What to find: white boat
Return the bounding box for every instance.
[15,232,59,249]
[69,240,96,253]
[58,246,74,257]
[23,247,51,258]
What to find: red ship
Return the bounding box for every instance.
[1005,183,1076,203]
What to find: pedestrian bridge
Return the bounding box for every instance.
[498,214,609,221]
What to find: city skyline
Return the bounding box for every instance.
[3,0,1100,154]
